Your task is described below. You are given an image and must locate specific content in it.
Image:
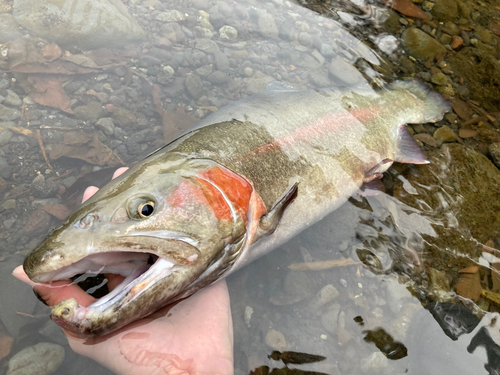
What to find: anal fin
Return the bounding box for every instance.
[259,183,298,236]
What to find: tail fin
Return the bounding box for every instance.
[389,80,451,123]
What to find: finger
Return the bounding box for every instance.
[13,266,96,307]
[82,186,99,203]
[112,167,129,179]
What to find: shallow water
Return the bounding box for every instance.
[0,0,499,374]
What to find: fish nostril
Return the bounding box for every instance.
[76,214,99,230]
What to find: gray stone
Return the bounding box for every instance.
[219,25,238,40]
[320,43,335,57]
[31,174,59,198]
[161,22,185,43]
[3,218,16,229]
[488,143,500,169]
[138,55,161,67]
[245,71,274,94]
[3,90,22,107]
[194,26,213,39]
[61,176,77,189]
[73,102,105,123]
[310,70,332,87]
[0,14,22,43]
[196,64,213,77]
[402,28,447,60]
[195,38,219,54]
[155,10,187,22]
[2,199,15,210]
[432,0,458,21]
[7,342,64,375]
[258,12,279,39]
[321,303,341,334]
[0,254,37,337]
[207,71,229,84]
[0,157,11,179]
[214,50,230,71]
[0,104,21,121]
[112,107,137,128]
[31,198,59,208]
[0,122,14,146]
[95,117,115,136]
[185,73,204,99]
[12,0,145,50]
[329,56,365,86]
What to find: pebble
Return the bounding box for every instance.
[95,117,115,136]
[7,342,64,375]
[489,143,500,168]
[0,104,21,121]
[243,67,253,77]
[185,73,204,99]
[0,156,11,179]
[329,56,364,86]
[434,126,458,143]
[3,90,22,107]
[2,199,15,210]
[207,71,229,84]
[3,218,15,229]
[451,36,464,49]
[195,38,219,53]
[258,13,279,39]
[360,352,388,373]
[112,108,137,128]
[265,329,287,350]
[73,102,105,122]
[321,303,341,333]
[414,133,438,147]
[401,28,446,60]
[219,25,238,40]
[432,0,458,21]
[138,55,161,67]
[156,10,187,23]
[0,14,22,43]
[30,175,59,198]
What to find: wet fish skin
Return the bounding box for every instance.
[23,80,450,337]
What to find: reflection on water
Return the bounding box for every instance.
[0,0,499,373]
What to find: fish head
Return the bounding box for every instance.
[23,152,254,337]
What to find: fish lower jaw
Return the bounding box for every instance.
[41,253,180,336]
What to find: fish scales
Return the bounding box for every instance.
[22,80,450,337]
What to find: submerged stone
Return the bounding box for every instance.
[402,28,447,60]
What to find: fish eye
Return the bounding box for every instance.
[138,201,155,218]
[127,196,157,220]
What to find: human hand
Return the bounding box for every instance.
[13,167,234,375]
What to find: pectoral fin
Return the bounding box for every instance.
[259,183,298,236]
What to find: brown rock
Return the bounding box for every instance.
[414,133,438,147]
[434,125,458,142]
[458,128,478,139]
[25,208,52,235]
[451,98,473,120]
[454,272,482,302]
[450,35,464,49]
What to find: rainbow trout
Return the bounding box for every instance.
[23,80,450,337]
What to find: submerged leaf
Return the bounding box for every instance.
[380,0,429,19]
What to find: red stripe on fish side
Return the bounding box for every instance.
[249,106,380,156]
[166,180,207,207]
[198,167,254,221]
[194,178,233,221]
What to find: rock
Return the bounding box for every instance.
[2,199,16,210]
[25,208,52,234]
[0,104,21,121]
[414,133,438,147]
[0,122,14,146]
[7,342,64,375]
[95,117,115,136]
[321,303,341,333]
[454,271,482,302]
[475,26,492,44]
[0,254,37,337]
[258,12,279,39]
[431,0,458,21]
[0,14,22,43]
[185,73,204,99]
[450,36,464,49]
[310,70,331,87]
[138,55,161,67]
[0,157,12,179]
[160,22,186,43]
[73,102,105,123]
[207,71,229,84]
[489,143,500,168]
[451,98,472,120]
[12,0,145,50]
[155,10,186,22]
[214,50,230,71]
[245,71,274,94]
[402,28,447,60]
[458,128,477,139]
[219,25,238,40]
[329,56,365,86]
[265,329,287,351]
[3,90,22,107]
[111,108,137,128]
[431,72,452,86]
[360,352,388,373]
[433,126,458,142]
[30,174,59,198]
